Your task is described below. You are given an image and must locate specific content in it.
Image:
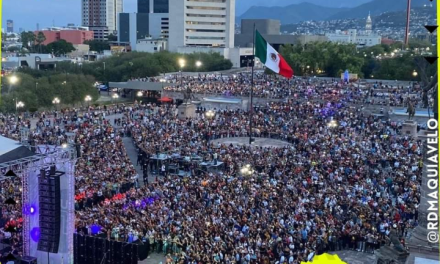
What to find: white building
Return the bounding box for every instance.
[365,12,372,35]
[135,38,168,52]
[325,13,381,47]
[168,0,235,52]
[81,0,123,39]
[326,29,381,47]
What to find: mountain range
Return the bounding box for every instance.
[237,0,435,25]
[235,0,371,16]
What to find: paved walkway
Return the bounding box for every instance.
[331,250,376,264]
[212,137,292,148]
[122,136,144,186]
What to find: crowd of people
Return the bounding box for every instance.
[0,72,426,264]
[74,98,421,263]
[160,73,427,108]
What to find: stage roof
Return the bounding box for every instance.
[0,136,34,163]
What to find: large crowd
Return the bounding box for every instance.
[160,73,426,108]
[0,73,425,264]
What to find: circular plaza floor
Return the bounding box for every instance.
[211,137,292,148]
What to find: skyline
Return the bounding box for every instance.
[2,0,136,31]
[3,0,372,32]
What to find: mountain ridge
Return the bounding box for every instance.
[237,0,435,25]
[238,2,349,25]
[235,0,371,16]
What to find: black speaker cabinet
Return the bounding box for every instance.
[38,169,63,253]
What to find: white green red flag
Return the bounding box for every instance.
[255,30,294,78]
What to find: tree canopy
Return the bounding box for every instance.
[19,51,233,83]
[84,40,111,53]
[46,40,75,56]
[279,41,436,83]
[1,73,99,112]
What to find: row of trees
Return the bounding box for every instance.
[1,73,99,112]
[20,51,233,82]
[279,40,436,82]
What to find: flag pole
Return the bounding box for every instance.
[249,24,256,145]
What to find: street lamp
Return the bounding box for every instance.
[159,78,166,97]
[112,93,119,104]
[412,70,418,92]
[178,58,186,88]
[15,100,24,121]
[178,58,186,69]
[240,164,254,176]
[137,91,143,97]
[195,60,202,68]
[205,110,215,141]
[412,70,418,78]
[52,97,60,110]
[84,95,92,108]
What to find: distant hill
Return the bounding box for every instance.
[238,0,436,25]
[238,2,348,25]
[328,0,433,20]
[235,0,371,16]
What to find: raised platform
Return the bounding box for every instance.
[211,137,292,148]
[177,103,196,119]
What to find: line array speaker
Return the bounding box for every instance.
[37,168,62,253]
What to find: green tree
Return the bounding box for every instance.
[17,51,233,82]
[20,31,36,51]
[280,42,364,77]
[46,40,75,56]
[0,72,98,112]
[108,34,117,41]
[84,40,110,53]
[35,32,46,53]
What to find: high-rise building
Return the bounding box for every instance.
[138,0,169,13]
[6,20,13,33]
[168,0,235,51]
[81,0,123,40]
[118,13,168,50]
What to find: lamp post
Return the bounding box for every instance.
[15,100,24,121]
[84,95,92,108]
[160,78,166,97]
[52,97,60,111]
[412,70,418,92]
[205,110,215,141]
[178,58,186,88]
[112,93,119,104]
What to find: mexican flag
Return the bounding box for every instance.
[255,30,294,78]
